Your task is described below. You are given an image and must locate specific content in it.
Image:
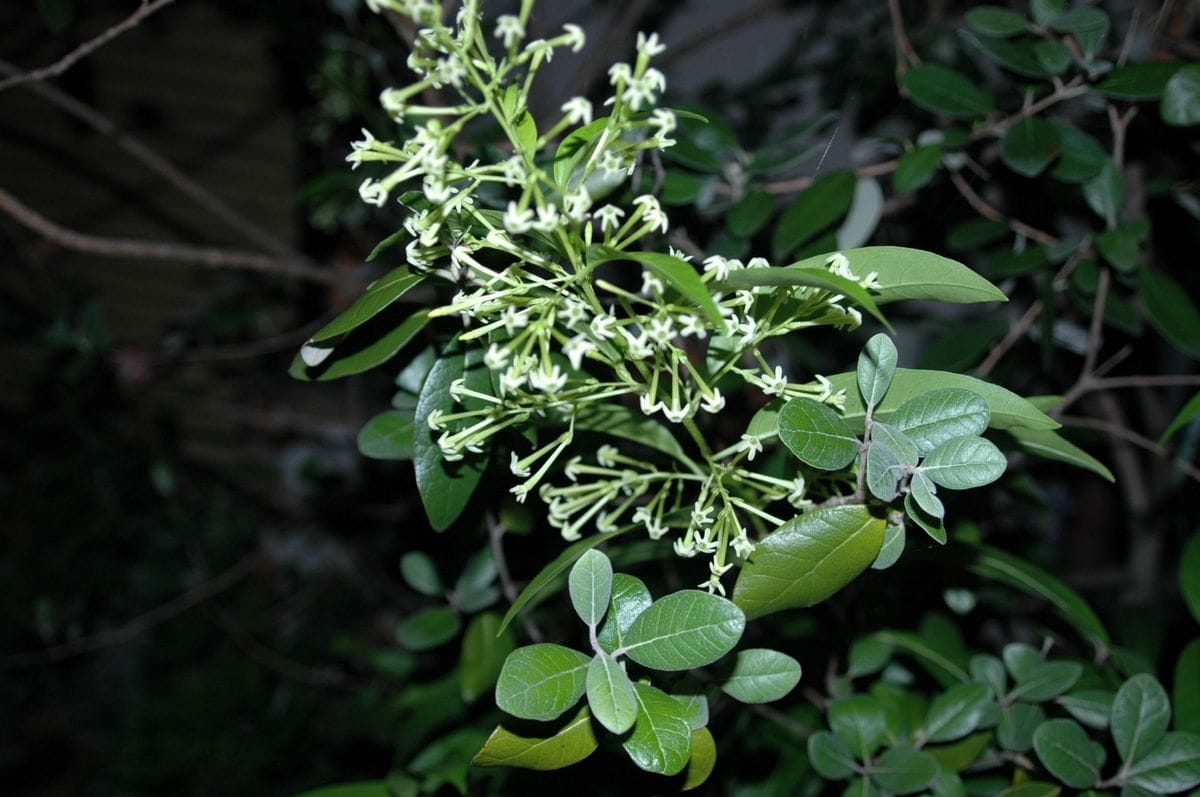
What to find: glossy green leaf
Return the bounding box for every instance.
[850,636,895,678]
[1098,226,1141,273]
[1162,65,1200,126]
[871,521,906,570]
[867,439,904,501]
[733,505,887,619]
[828,369,1057,433]
[906,493,947,544]
[1097,62,1184,100]
[621,591,745,671]
[718,259,892,330]
[357,410,414,461]
[778,398,860,470]
[772,170,857,259]
[837,177,884,250]
[400,552,442,597]
[1006,427,1115,482]
[1083,160,1124,226]
[871,746,939,795]
[1010,661,1083,703]
[413,348,489,530]
[682,728,717,791]
[927,731,991,774]
[969,34,1060,79]
[597,574,653,654]
[553,117,609,188]
[923,682,993,744]
[721,648,803,704]
[472,706,598,770]
[1124,732,1200,792]
[894,144,944,194]
[902,64,996,118]
[587,246,723,326]
[808,730,858,780]
[831,695,889,758]
[859,334,899,410]
[1050,121,1108,182]
[673,691,709,732]
[1159,392,1200,444]
[727,190,777,238]
[919,437,1006,490]
[1173,640,1200,734]
[292,309,431,382]
[1033,718,1104,788]
[622,682,693,776]
[1057,689,1115,730]
[495,644,590,721]
[971,654,1007,697]
[998,702,1046,752]
[874,423,918,467]
[1140,269,1200,358]
[569,549,612,628]
[995,783,1060,797]
[1183,536,1200,624]
[1051,7,1109,53]
[461,612,516,704]
[1003,643,1044,682]
[1002,117,1061,178]
[586,652,638,734]
[311,267,423,343]
[890,388,990,455]
[966,7,1028,37]
[574,402,695,469]
[910,471,944,519]
[876,631,970,686]
[397,607,461,651]
[1112,673,1172,763]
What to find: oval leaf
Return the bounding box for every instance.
[1125,732,1200,793]
[1001,117,1061,178]
[779,398,860,470]
[495,644,590,721]
[871,746,939,795]
[1112,673,1171,764]
[1162,65,1200,127]
[621,590,745,671]
[902,64,995,119]
[721,648,803,704]
[597,573,654,654]
[358,410,415,460]
[622,682,693,776]
[1033,718,1104,788]
[923,682,993,744]
[1140,268,1200,359]
[310,267,423,343]
[683,727,717,791]
[569,549,613,628]
[461,612,516,704]
[919,436,1007,490]
[772,170,857,259]
[397,607,461,651]
[807,731,858,780]
[890,388,990,454]
[830,695,888,758]
[586,652,638,734]
[472,706,598,770]
[859,334,899,410]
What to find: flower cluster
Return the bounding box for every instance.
[353,0,880,593]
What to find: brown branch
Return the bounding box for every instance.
[970,78,1089,141]
[1090,374,1200,391]
[977,299,1044,377]
[0,0,179,94]
[888,0,920,80]
[1060,414,1200,484]
[487,512,543,643]
[949,171,1059,246]
[0,552,260,669]
[0,185,337,285]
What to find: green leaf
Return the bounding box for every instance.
[1034,40,1072,75]
[867,440,904,502]
[1033,718,1104,788]
[1083,160,1124,227]
[1003,643,1044,682]
[1124,732,1200,793]
[1057,689,1116,730]
[1159,392,1200,444]
[454,547,499,613]
[894,144,944,194]
[733,505,887,619]
[831,695,889,758]
[876,631,971,685]
[906,493,947,544]
[871,746,939,795]
[553,117,609,189]
[808,730,858,779]
[498,527,631,634]
[621,590,745,671]
[837,177,885,250]
[574,402,695,469]
[495,644,590,721]
[965,545,1111,646]
[1049,121,1108,182]
[673,691,709,732]
[778,398,860,470]
[1097,62,1185,100]
[1162,65,1200,126]
[683,728,717,791]
[859,334,899,410]
[1051,8,1109,54]
[902,64,996,118]
[927,731,992,773]
[874,423,919,467]
[400,552,442,597]
[871,521,907,570]
[721,648,803,704]
[717,259,892,330]
[413,348,489,530]
[587,246,723,327]
[1006,427,1115,482]
[728,190,777,238]
[1010,661,1084,703]
[472,706,598,770]
[310,267,423,343]
[1098,226,1141,273]
[1030,0,1064,25]
[772,171,858,259]
[971,654,1008,697]
[1002,117,1061,178]
[461,612,517,704]
[1183,534,1200,623]
[291,309,431,382]
[1140,269,1200,358]
[828,369,1057,433]
[358,411,414,461]
[923,682,994,744]
[919,437,1007,490]
[296,783,390,797]
[397,607,461,651]
[569,549,613,628]
[966,6,1029,37]
[890,388,991,455]
[586,652,638,734]
[969,34,1061,79]
[910,471,944,519]
[622,682,693,776]
[850,636,895,678]
[597,573,653,654]
[998,702,1046,752]
[995,784,1060,797]
[1112,674,1172,764]
[1174,640,1200,734]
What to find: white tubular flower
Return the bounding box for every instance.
[701,389,726,414]
[563,335,595,370]
[621,329,653,360]
[645,518,668,540]
[590,310,617,340]
[437,431,464,462]
[647,316,675,347]
[668,246,693,262]
[787,476,809,508]
[861,271,881,290]
[662,402,689,423]
[639,393,663,416]
[679,314,707,339]
[608,62,633,86]
[499,365,527,395]
[623,77,656,111]
[699,572,727,596]
[732,530,756,559]
[502,156,524,187]
[509,452,531,478]
[710,560,734,578]
[561,23,586,52]
[826,251,860,281]
[379,88,406,121]
[560,298,589,330]
[838,307,863,329]
[561,96,593,126]
[524,38,554,62]
[673,537,697,558]
[434,56,466,88]
[761,365,788,397]
[534,204,560,232]
[747,257,770,270]
[426,408,446,431]
[423,176,453,204]
[739,433,764,461]
[529,364,568,395]
[636,31,667,58]
[500,305,530,334]
[598,150,628,177]
[703,255,732,281]
[358,178,388,207]
[405,239,431,269]
[564,187,592,222]
[449,377,466,403]
[641,270,665,296]
[633,195,667,233]
[649,108,676,138]
[735,316,759,347]
[691,503,714,528]
[484,343,510,371]
[503,201,535,233]
[643,68,667,92]
[494,14,524,48]
[594,204,625,234]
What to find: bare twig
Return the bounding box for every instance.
[1,551,260,669]
[1107,103,1138,171]
[0,0,180,94]
[1090,374,1200,391]
[888,0,920,80]
[1060,414,1200,484]
[1081,267,1111,379]
[0,185,337,285]
[970,78,1089,141]
[487,512,543,643]
[977,299,1045,377]
[949,172,1059,246]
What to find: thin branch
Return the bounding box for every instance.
[487,512,543,643]
[977,299,1044,377]
[1090,374,1200,391]
[1107,103,1138,172]
[155,319,326,366]
[0,551,259,669]
[0,59,298,257]
[1082,267,1111,379]
[970,78,1089,141]
[1060,414,1200,484]
[0,0,179,94]
[0,185,337,285]
[888,0,920,80]
[949,171,1059,246]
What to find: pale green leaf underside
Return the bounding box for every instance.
[495,644,590,721]
[586,652,638,734]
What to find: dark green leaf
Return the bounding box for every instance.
[995,783,1060,797]
[1124,732,1200,793]
[1097,62,1185,100]
[597,574,653,654]
[859,334,899,410]
[873,423,919,467]
[1159,392,1200,444]
[721,648,803,704]
[400,552,442,597]
[622,682,693,776]
[1003,643,1044,682]
[1030,0,1064,25]
[778,398,860,470]
[728,190,777,238]
[971,655,1007,698]
[923,683,994,744]
[569,549,612,628]
[1034,40,1072,75]
[808,731,858,779]
[1097,227,1141,272]
[850,636,896,678]
[1051,8,1109,54]
[902,64,996,118]
[291,309,431,382]
[871,520,906,570]
[966,7,1029,37]
[998,702,1046,752]
[1174,640,1200,734]
[906,493,947,544]
[397,607,461,651]
[772,171,858,259]
[1182,534,1200,624]
[890,388,991,455]
[1112,673,1171,764]
[894,144,944,194]
[495,644,590,721]
[874,630,970,685]
[1006,427,1115,482]
[717,260,892,330]
[1161,64,1200,126]
[461,612,516,703]
[587,246,724,326]
[1140,269,1200,358]
[621,590,745,671]
[733,505,887,619]
[1002,118,1061,178]
[1056,689,1115,730]
[1010,661,1083,703]
[311,267,423,343]
[969,34,1061,79]
[871,746,939,794]
[473,706,598,770]
[831,695,889,758]
[586,652,638,734]
[1049,122,1108,182]
[919,437,1007,490]
[910,471,944,519]
[454,547,499,613]
[574,402,695,469]
[1033,718,1104,788]
[1083,161,1124,226]
[926,731,991,774]
[358,410,414,460]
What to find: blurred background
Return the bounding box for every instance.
[1,0,1197,794]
